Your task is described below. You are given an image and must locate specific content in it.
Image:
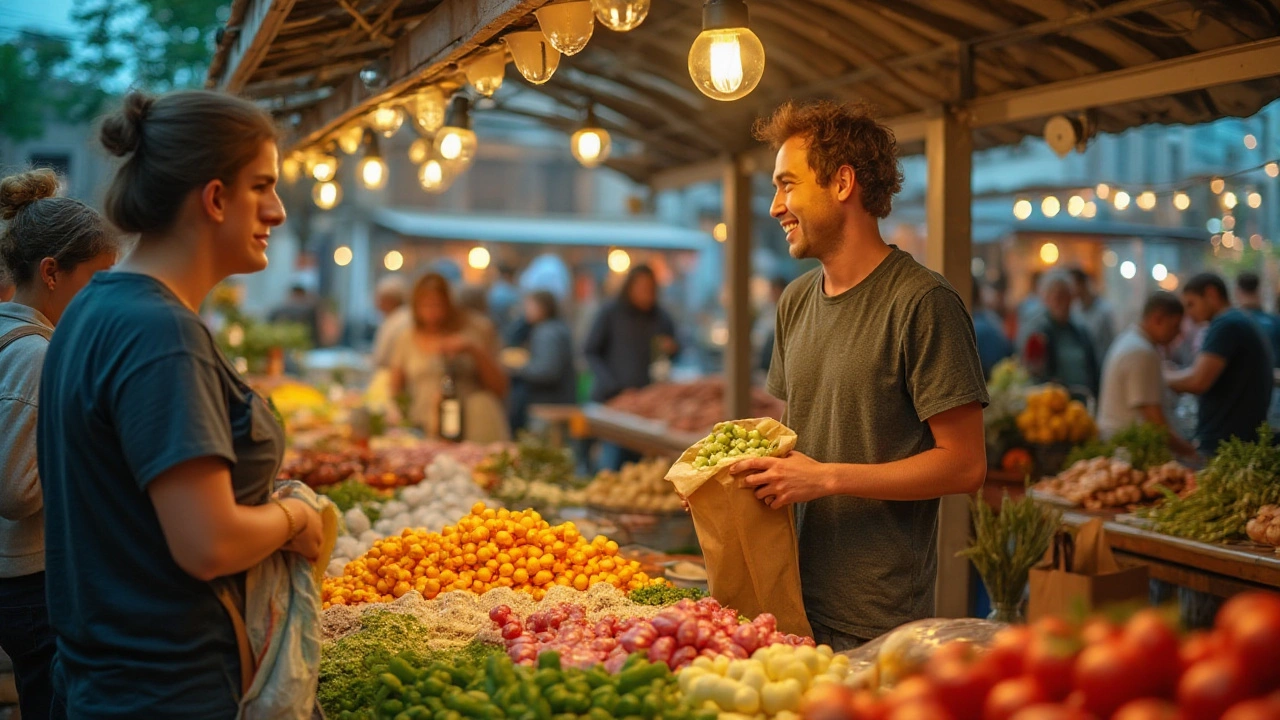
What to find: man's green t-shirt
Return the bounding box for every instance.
[767,248,988,640]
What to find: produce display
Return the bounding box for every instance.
[679,644,850,717]
[1016,385,1096,445]
[959,493,1059,620]
[627,586,708,607]
[490,597,814,674]
[281,437,499,489]
[1140,427,1280,542]
[606,379,785,434]
[1035,458,1195,510]
[816,594,1280,720]
[691,422,778,469]
[984,359,1033,466]
[322,503,654,607]
[1247,505,1280,548]
[585,458,682,513]
[1063,423,1173,473]
[478,435,588,513]
[329,454,493,577]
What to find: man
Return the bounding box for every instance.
[1071,267,1116,359]
[972,279,1013,379]
[1235,272,1280,367]
[730,100,987,650]
[1019,271,1101,398]
[1167,273,1272,454]
[1097,292,1196,457]
[487,264,521,336]
[370,275,411,370]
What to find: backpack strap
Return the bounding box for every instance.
[0,325,52,354]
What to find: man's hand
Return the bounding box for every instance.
[731,452,831,509]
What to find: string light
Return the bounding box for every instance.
[1152,263,1168,282]
[1223,231,1236,248]
[1222,215,1236,231]
[1041,196,1061,218]
[1248,192,1262,209]
[1102,250,1118,267]
[1039,242,1059,264]
[1251,234,1264,250]
[1113,190,1131,210]
[1066,195,1085,217]
[1223,192,1238,210]
[384,251,405,271]
[368,105,404,138]
[687,0,766,101]
[468,247,491,270]
[1159,273,1179,291]
[1173,192,1190,211]
[1268,163,1279,178]
[1082,201,1097,218]
[333,246,353,266]
[1244,134,1258,150]
[1136,191,1156,211]
[536,0,595,56]
[607,248,631,273]
[1211,177,1225,194]
[1095,183,1111,200]
[312,181,341,209]
[713,222,728,242]
[1120,261,1136,279]
[1013,199,1032,220]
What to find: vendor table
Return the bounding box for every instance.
[578,404,701,458]
[1058,509,1280,597]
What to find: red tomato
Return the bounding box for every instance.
[1179,631,1227,674]
[1221,698,1280,720]
[851,690,891,720]
[1177,656,1255,720]
[1073,640,1147,717]
[1112,699,1185,720]
[1025,633,1081,701]
[1216,592,1280,691]
[888,677,942,710]
[1009,704,1093,720]
[984,677,1049,720]
[985,627,1032,680]
[889,700,957,720]
[801,682,858,720]
[1033,616,1075,640]
[1081,618,1121,646]
[1121,610,1183,697]
[926,655,998,720]
[929,641,980,666]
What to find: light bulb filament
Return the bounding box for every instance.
[441,133,463,160]
[577,132,602,161]
[709,34,744,94]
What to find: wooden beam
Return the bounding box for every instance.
[335,0,395,47]
[966,35,1280,127]
[924,109,974,619]
[290,0,552,151]
[723,155,753,421]
[211,0,299,92]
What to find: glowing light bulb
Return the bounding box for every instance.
[535,1,595,56]
[441,133,462,160]
[311,153,338,183]
[505,30,560,84]
[384,251,404,271]
[468,247,491,270]
[334,246,353,266]
[688,25,765,101]
[1136,191,1156,211]
[1152,263,1168,281]
[1095,183,1111,200]
[1102,250,1118,267]
[359,156,387,190]
[1223,192,1238,210]
[1040,242,1059,264]
[418,160,450,193]
[713,222,728,242]
[1244,134,1257,150]
[1113,190,1131,210]
[590,0,649,31]
[1120,261,1136,279]
[1013,199,1032,220]
[1173,192,1190,211]
[570,121,611,168]
[1211,177,1225,194]
[312,181,341,209]
[337,125,365,155]
[1041,196,1060,218]
[1066,195,1085,217]
[368,105,404,137]
[1082,201,1097,218]
[1267,163,1279,178]
[607,248,631,273]
[465,46,507,97]
[1248,192,1262,209]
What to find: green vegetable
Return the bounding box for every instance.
[958,490,1060,614]
[1064,422,1173,471]
[1139,424,1280,542]
[694,422,776,467]
[627,585,708,606]
[320,478,389,523]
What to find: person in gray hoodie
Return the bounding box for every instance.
[0,168,118,719]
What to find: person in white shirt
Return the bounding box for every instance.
[1097,291,1196,457]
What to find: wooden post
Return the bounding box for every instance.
[724,154,753,421]
[925,110,976,618]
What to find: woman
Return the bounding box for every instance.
[38,90,324,717]
[0,168,118,719]
[390,273,510,442]
[506,290,578,432]
[583,264,679,469]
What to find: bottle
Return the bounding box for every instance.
[438,360,464,442]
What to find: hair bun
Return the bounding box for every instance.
[0,168,59,221]
[99,91,155,157]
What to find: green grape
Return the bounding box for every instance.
[728,448,741,457]
[747,438,761,449]
[733,426,747,440]
[748,429,762,442]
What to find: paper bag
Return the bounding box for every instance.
[665,418,813,637]
[1028,519,1148,622]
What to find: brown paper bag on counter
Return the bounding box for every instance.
[665,418,813,637]
[1028,519,1148,622]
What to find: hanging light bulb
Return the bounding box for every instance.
[384,251,404,271]
[1041,196,1060,218]
[282,153,303,184]
[688,0,766,101]
[1066,195,1085,217]
[417,158,453,194]
[468,247,492,270]
[1012,199,1032,220]
[408,86,447,135]
[368,104,404,138]
[311,152,339,183]
[313,181,342,210]
[1082,201,1097,218]
[337,124,365,155]
[1136,191,1156,211]
[1267,163,1279,178]
[1223,191,1238,210]
[1095,183,1111,200]
[435,96,478,172]
[1211,177,1225,194]
[505,29,560,84]
[1248,192,1262,209]
[409,138,431,165]
[590,0,649,31]
[535,1,595,56]
[357,131,388,190]
[570,107,612,168]
[1173,191,1190,211]
[1113,190,1131,210]
[607,248,631,273]
[465,46,507,97]
[334,246,353,266]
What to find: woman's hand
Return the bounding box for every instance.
[281,498,324,562]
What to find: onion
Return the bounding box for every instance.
[649,636,677,665]
[733,624,761,653]
[652,613,682,637]
[676,620,699,647]
[670,646,699,669]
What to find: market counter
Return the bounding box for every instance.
[579,404,702,458]
[1058,509,1280,597]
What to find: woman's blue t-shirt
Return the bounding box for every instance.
[37,272,283,719]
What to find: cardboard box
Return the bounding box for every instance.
[1028,519,1149,622]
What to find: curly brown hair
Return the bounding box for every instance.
[752,100,903,219]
